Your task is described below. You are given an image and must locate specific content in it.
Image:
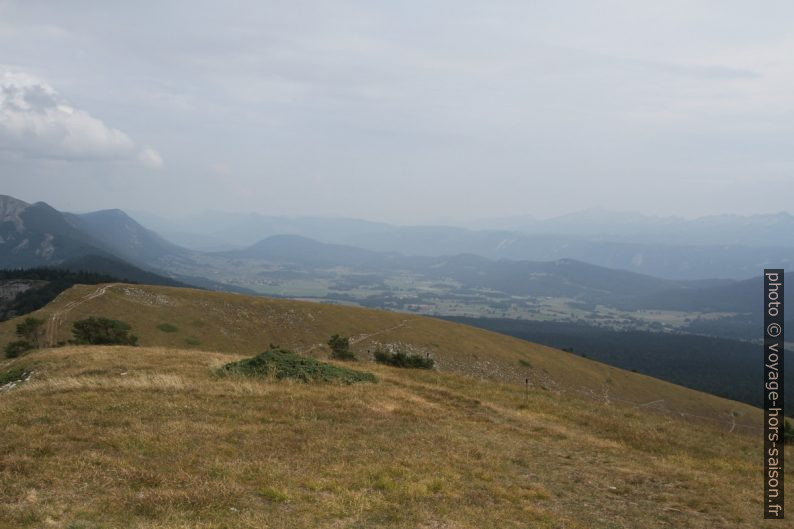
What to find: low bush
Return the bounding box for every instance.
[220,347,376,384]
[0,366,29,386]
[373,348,434,369]
[71,317,138,346]
[328,334,356,360]
[157,323,178,333]
[4,340,33,358]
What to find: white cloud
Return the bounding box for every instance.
[138,146,164,169]
[0,70,161,167]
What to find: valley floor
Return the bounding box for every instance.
[0,346,789,528]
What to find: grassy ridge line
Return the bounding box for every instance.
[0,345,788,528]
[0,282,764,430]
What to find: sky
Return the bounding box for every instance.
[1,0,793,224]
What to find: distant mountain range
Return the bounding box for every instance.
[219,234,689,302]
[129,209,394,252]
[1,193,786,409]
[0,195,250,293]
[0,195,180,268]
[1,193,786,323]
[217,233,788,320]
[2,193,784,307]
[65,209,191,266]
[223,234,400,268]
[470,207,794,247]
[0,195,111,267]
[130,208,794,280]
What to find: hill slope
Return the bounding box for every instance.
[0,283,764,432]
[0,285,786,527]
[0,258,186,322]
[0,342,786,528]
[445,315,791,409]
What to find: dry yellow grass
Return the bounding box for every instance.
[0,345,790,528]
[0,284,765,431]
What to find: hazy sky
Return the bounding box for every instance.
[1,1,793,223]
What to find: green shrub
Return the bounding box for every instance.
[4,340,33,358]
[185,337,200,346]
[0,366,29,386]
[328,334,356,360]
[220,347,376,384]
[156,323,178,333]
[71,317,138,346]
[15,317,45,348]
[373,348,434,369]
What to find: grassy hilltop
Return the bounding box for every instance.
[0,283,765,430]
[0,283,789,528]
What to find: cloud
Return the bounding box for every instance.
[0,71,161,167]
[138,146,164,168]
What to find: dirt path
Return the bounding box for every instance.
[298,320,410,355]
[350,319,409,344]
[604,393,758,434]
[45,284,119,346]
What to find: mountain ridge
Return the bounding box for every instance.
[0,195,250,293]
[135,206,794,279]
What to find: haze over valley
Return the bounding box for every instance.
[2,2,792,527]
[1,193,790,411]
